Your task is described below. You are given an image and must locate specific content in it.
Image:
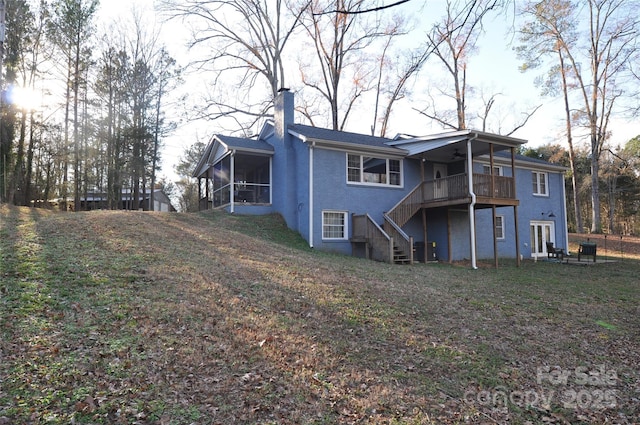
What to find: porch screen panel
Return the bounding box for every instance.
[213,156,231,207]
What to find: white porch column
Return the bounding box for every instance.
[467,138,477,269]
[230,151,235,214]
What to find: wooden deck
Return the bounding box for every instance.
[386,173,518,230]
[351,173,520,265]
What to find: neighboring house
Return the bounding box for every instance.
[193,90,568,268]
[76,188,176,212]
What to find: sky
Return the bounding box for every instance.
[100,0,640,183]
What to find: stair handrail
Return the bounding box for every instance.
[386,181,424,216]
[366,213,390,240]
[352,213,394,263]
[383,212,414,264]
[383,212,410,240]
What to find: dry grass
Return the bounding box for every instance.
[1,205,639,424]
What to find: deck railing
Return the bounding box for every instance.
[388,173,516,225]
[421,173,516,203]
[383,213,413,264]
[472,173,516,199]
[351,214,394,263]
[418,173,471,203]
[355,172,515,264]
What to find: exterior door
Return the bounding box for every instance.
[433,164,448,199]
[530,221,555,257]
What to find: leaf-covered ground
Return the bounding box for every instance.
[568,233,640,259]
[1,205,639,424]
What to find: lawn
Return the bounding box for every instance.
[0,205,638,424]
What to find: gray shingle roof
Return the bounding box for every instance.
[493,150,565,168]
[289,124,398,150]
[217,135,274,152]
[494,151,567,170]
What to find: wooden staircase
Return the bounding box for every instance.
[393,244,411,264]
[351,214,413,264]
[381,182,427,264]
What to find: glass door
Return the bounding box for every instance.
[530,221,554,257]
[433,164,448,199]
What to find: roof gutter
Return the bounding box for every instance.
[467,134,479,270]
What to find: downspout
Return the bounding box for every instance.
[230,150,235,214]
[467,134,479,269]
[561,169,569,253]
[309,141,315,248]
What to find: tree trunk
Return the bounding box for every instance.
[24,110,36,206]
[558,50,583,233]
[73,36,81,212]
[590,150,601,233]
[11,107,28,206]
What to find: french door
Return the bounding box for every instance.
[530,221,555,257]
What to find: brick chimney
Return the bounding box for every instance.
[274,88,294,140]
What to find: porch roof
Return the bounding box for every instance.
[216,135,274,154]
[193,134,274,178]
[386,130,527,163]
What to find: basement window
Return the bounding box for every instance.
[322,210,348,240]
[495,215,505,240]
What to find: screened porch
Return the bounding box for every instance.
[198,152,272,210]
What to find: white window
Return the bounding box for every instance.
[483,165,502,176]
[532,171,548,196]
[495,215,505,240]
[322,211,348,240]
[347,154,402,187]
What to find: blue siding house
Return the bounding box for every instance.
[194,90,568,268]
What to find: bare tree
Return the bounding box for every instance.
[174,141,206,212]
[48,0,99,211]
[414,0,501,130]
[150,47,180,210]
[517,0,585,232]
[161,0,307,134]
[371,16,429,138]
[526,0,638,233]
[299,0,398,130]
[5,0,36,206]
[92,9,178,212]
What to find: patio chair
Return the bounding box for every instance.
[546,241,565,262]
